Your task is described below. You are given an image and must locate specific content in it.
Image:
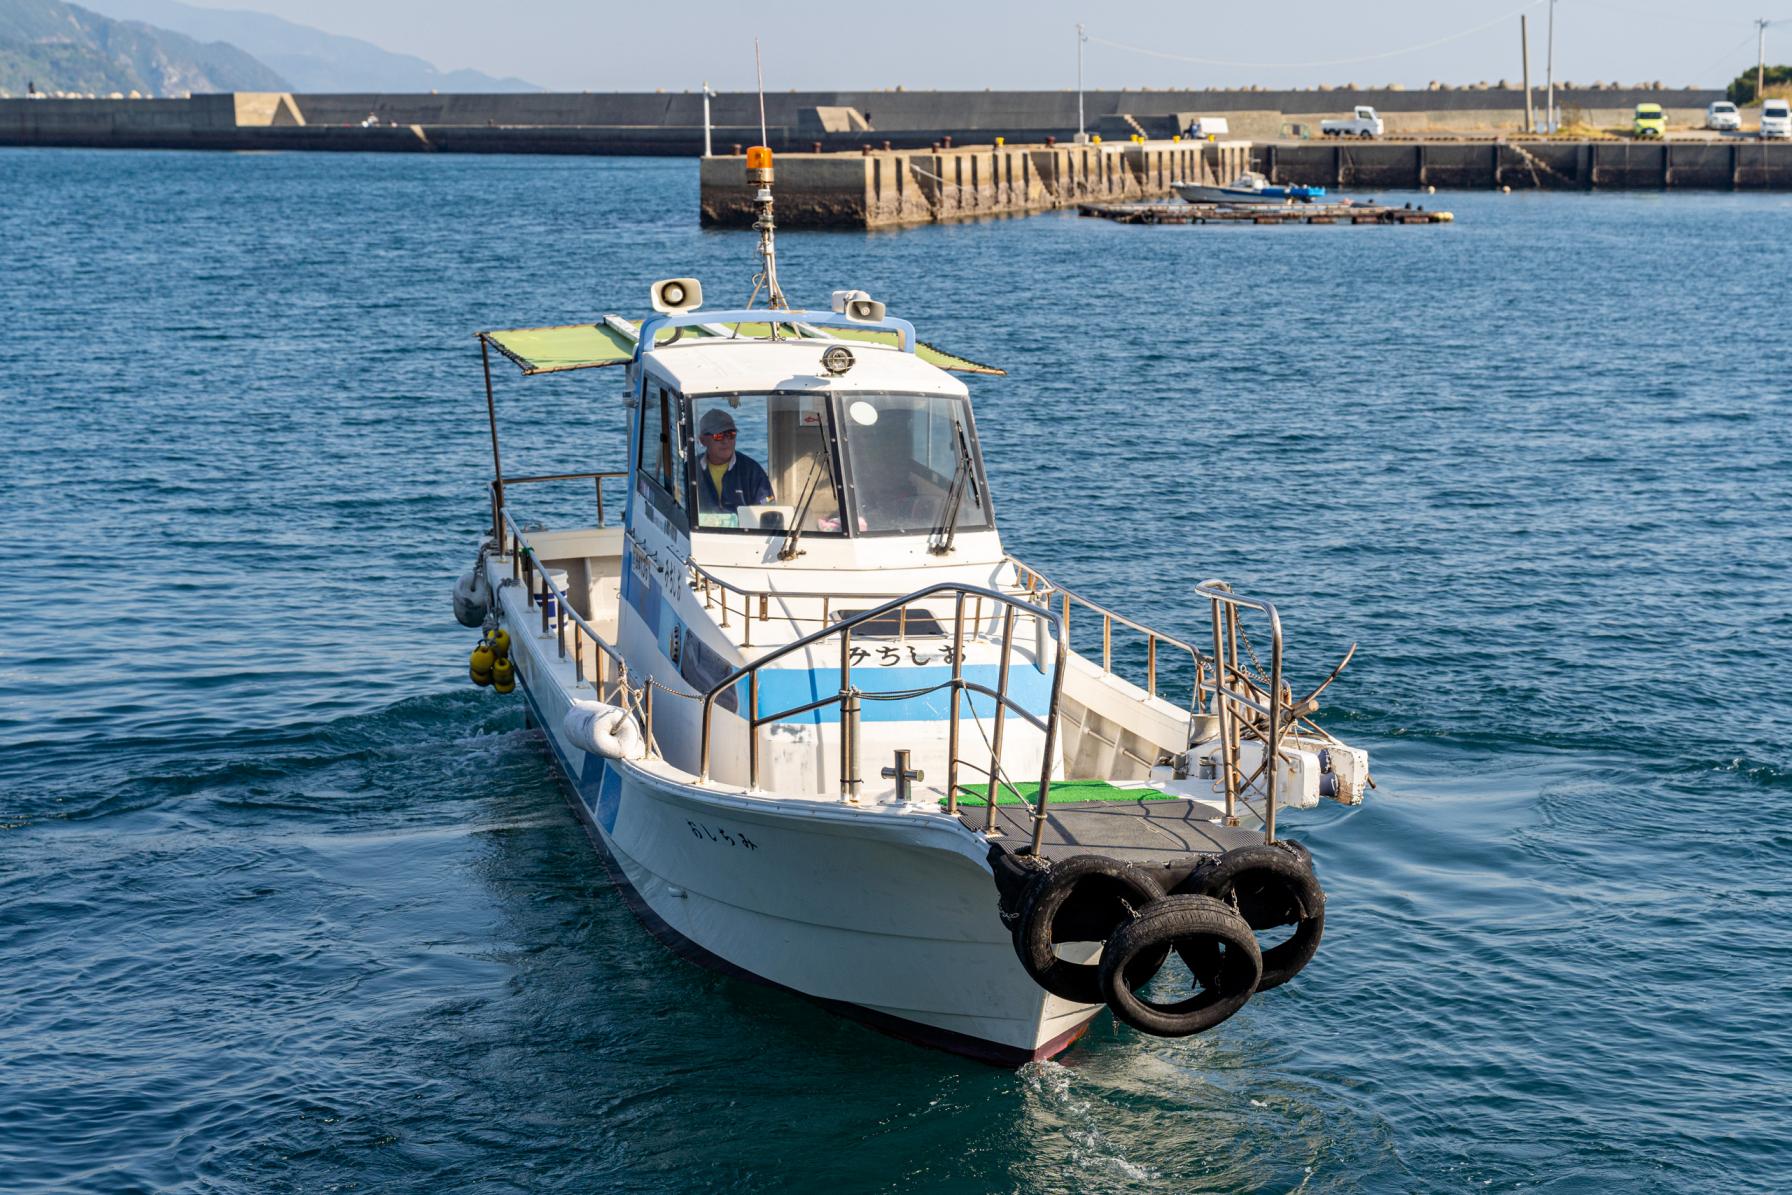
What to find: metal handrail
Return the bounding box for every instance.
[492,471,628,534]
[682,552,1036,646]
[1008,557,1210,711]
[634,307,920,361]
[698,580,1069,855]
[497,505,688,757]
[1195,580,1283,843]
[499,500,1069,852]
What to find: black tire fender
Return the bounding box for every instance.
[1013,854,1167,1005]
[1098,894,1262,1037]
[1179,841,1324,991]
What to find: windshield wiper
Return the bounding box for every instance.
[778,456,826,561]
[928,421,980,556]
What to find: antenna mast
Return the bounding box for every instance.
[749,39,788,311]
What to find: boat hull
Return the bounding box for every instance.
[1174,183,1281,204]
[515,678,1100,1065]
[1173,182,1326,204]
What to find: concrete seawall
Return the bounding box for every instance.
[1255,139,1792,190]
[10,89,1792,196]
[700,142,1252,229]
[0,86,1731,156]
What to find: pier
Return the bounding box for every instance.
[699,141,1251,229]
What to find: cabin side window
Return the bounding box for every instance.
[637,386,685,507]
[634,383,690,534]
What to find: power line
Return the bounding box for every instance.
[1687,28,1767,85]
[1084,1,1547,71]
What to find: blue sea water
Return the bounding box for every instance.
[3,149,1789,1193]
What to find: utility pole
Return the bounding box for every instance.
[1758,19,1770,106]
[702,80,714,158]
[1545,0,1557,133]
[1077,22,1088,143]
[1521,14,1534,134]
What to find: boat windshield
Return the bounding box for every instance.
[687,392,845,535]
[838,393,992,536]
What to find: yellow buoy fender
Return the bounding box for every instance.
[486,627,511,657]
[469,663,492,687]
[470,642,495,674]
[490,656,515,693]
[563,699,644,760]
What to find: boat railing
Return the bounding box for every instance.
[682,556,1036,649]
[489,471,630,539]
[1007,557,1210,714]
[1196,580,1285,843]
[698,581,1070,855]
[496,503,696,760]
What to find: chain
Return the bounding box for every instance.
[1237,621,1271,686]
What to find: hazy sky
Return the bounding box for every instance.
[178,0,1790,91]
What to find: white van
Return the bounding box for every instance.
[1188,117,1229,140]
[1761,99,1792,139]
[1706,101,1741,131]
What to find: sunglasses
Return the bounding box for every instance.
[706,429,738,439]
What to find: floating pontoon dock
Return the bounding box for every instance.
[1078,201,1455,225]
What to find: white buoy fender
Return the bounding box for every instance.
[563,700,645,760]
[453,570,491,628]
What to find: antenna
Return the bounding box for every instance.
[747,38,788,311]
[756,39,769,148]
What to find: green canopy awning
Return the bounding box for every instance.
[479,317,1006,377]
[481,322,636,374]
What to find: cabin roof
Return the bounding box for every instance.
[642,336,969,397]
[479,315,1004,378]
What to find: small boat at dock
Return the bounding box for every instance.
[1174,171,1327,204]
[449,145,1370,1063]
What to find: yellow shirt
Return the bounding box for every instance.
[708,461,727,499]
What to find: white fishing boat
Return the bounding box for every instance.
[451,146,1370,1063]
[1174,170,1327,204]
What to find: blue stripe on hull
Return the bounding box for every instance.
[745,663,1050,725]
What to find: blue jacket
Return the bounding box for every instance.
[697,452,774,513]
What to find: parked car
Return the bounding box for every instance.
[1321,106,1385,138]
[1707,101,1741,131]
[1633,103,1666,138]
[1760,99,1792,138]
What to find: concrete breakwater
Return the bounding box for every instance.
[699,141,1251,228]
[9,88,1792,197]
[1,85,1727,156]
[1255,139,1792,190]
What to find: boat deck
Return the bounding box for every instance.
[952,795,1262,864]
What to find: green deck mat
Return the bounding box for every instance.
[944,780,1182,807]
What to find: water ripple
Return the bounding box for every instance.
[1,150,1788,1193]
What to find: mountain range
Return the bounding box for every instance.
[79,0,539,92]
[0,0,283,94]
[0,0,540,97]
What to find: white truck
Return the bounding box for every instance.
[1321,106,1385,138]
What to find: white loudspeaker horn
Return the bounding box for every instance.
[845,297,885,323]
[830,289,868,313]
[650,277,703,314]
